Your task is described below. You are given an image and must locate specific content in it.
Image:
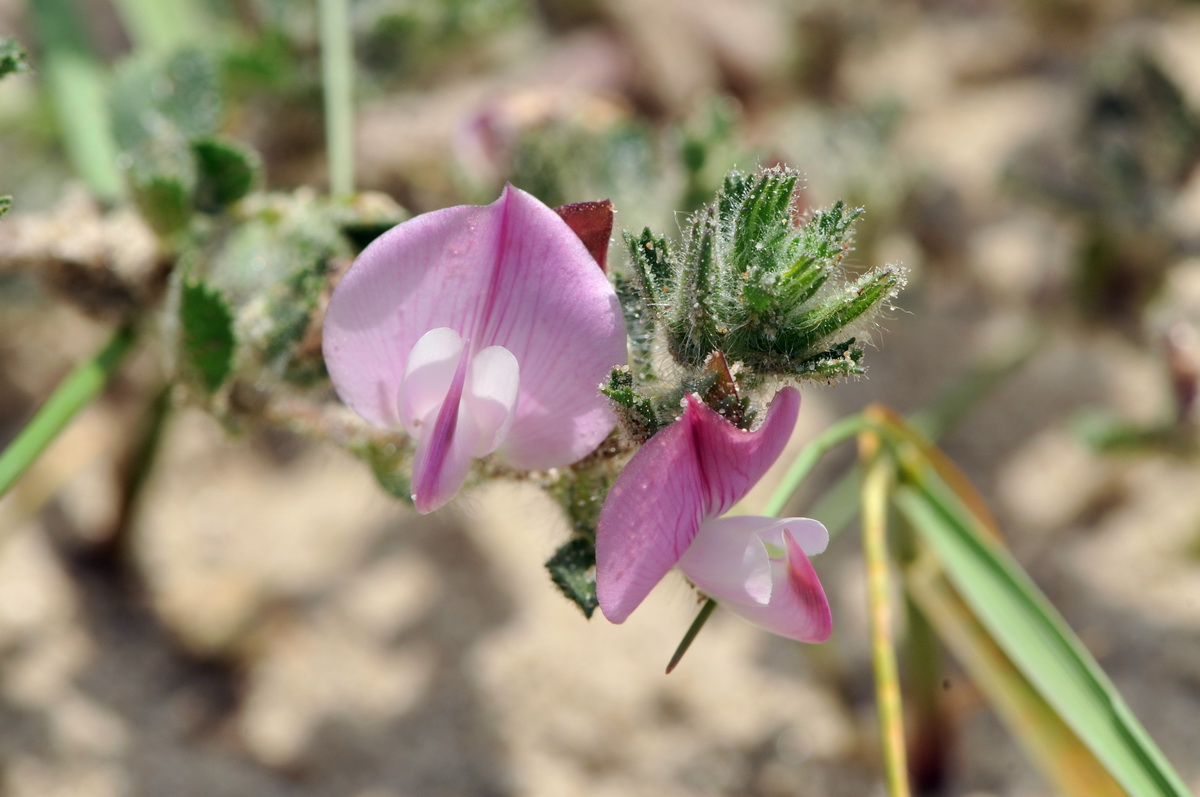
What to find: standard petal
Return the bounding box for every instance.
[596,386,803,624]
[721,529,832,643]
[410,343,475,514]
[398,327,467,437]
[687,386,801,516]
[677,515,776,606]
[596,414,706,623]
[465,344,519,456]
[477,186,627,469]
[323,198,505,428]
[323,185,626,470]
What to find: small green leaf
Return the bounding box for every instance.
[180,280,236,393]
[132,173,193,236]
[0,36,30,79]
[545,538,598,618]
[355,440,413,504]
[192,137,259,212]
[0,196,11,218]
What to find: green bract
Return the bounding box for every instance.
[625,166,906,380]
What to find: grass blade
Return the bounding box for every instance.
[905,555,1127,796]
[860,434,911,797]
[894,467,1190,797]
[29,0,123,200]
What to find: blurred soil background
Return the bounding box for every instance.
[3,0,1200,795]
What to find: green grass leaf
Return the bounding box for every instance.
[894,468,1190,797]
[906,557,1127,796]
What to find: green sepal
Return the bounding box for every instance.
[602,367,664,443]
[790,338,865,380]
[545,537,598,618]
[791,264,904,345]
[624,228,673,298]
[180,280,236,393]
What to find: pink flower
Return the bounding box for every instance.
[596,386,832,643]
[322,185,627,513]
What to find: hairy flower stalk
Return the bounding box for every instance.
[596,386,832,642]
[323,185,627,512]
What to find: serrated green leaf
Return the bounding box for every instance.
[180,280,235,392]
[0,36,30,79]
[132,172,193,236]
[192,137,259,212]
[546,538,598,618]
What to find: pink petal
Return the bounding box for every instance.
[477,187,626,468]
[410,342,476,514]
[398,327,468,438]
[596,387,802,623]
[757,517,829,558]
[324,205,499,429]
[322,185,626,470]
[465,344,519,456]
[677,515,777,605]
[688,386,801,517]
[596,414,706,623]
[720,528,832,643]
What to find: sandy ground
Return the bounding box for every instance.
[4,0,1200,795]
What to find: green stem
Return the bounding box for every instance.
[318,0,355,198]
[29,0,123,201]
[861,443,911,797]
[0,327,137,497]
[666,598,717,673]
